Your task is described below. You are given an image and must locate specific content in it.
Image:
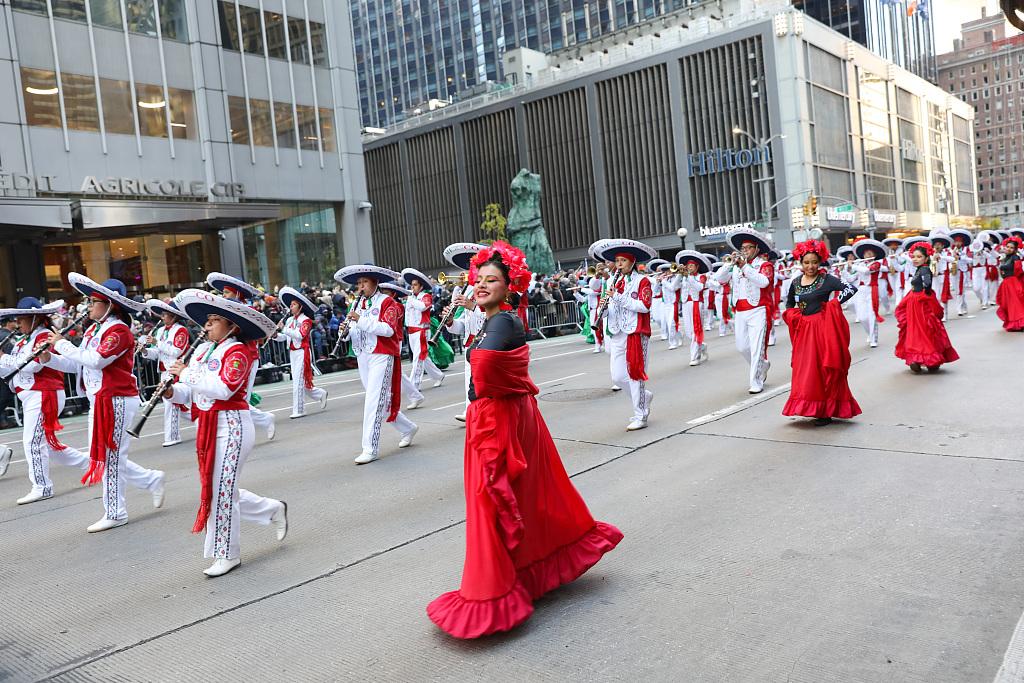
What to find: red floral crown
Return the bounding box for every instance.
[908,241,934,256]
[1001,236,1023,249]
[468,241,532,294]
[792,239,830,263]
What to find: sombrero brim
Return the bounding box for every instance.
[647,259,669,271]
[978,230,1000,245]
[725,229,773,255]
[206,272,260,300]
[853,240,887,260]
[675,257,710,273]
[593,240,657,263]
[379,282,412,296]
[881,238,902,247]
[0,299,65,318]
[401,268,432,289]
[443,243,487,270]
[929,235,952,248]
[146,299,192,321]
[334,265,400,286]
[67,273,144,313]
[279,286,318,317]
[948,231,973,244]
[174,289,275,341]
[1011,230,1024,240]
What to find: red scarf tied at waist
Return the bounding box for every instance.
[191,406,219,533]
[82,396,119,486]
[300,335,315,389]
[40,391,67,451]
[940,269,952,304]
[415,328,428,360]
[721,284,731,323]
[987,265,1000,281]
[387,356,401,422]
[626,334,648,382]
[868,266,886,323]
[689,299,704,345]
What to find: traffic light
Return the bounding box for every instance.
[802,202,810,216]
[809,196,818,213]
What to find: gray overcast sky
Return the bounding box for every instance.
[931,0,1019,54]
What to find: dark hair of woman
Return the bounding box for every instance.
[912,245,931,258]
[479,252,521,308]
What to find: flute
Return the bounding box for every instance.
[126,330,208,438]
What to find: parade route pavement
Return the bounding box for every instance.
[1,305,1022,682]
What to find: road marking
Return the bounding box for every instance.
[537,372,585,386]
[686,383,791,427]
[532,348,591,362]
[432,401,466,411]
[994,610,1024,682]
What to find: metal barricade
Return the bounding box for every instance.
[525,301,586,339]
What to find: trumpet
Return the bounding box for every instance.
[437,271,468,287]
[585,265,597,277]
[669,262,680,273]
[429,285,473,348]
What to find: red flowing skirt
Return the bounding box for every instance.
[782,303,861,419]
[996,276,1024,331]
[427,375,622,639]
[895,291,959,367]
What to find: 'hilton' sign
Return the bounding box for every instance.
[687,145,772,178]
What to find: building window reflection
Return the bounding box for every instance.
[159,0,187,40]
[265,11,287,59]
[228,95,250,144]
[13,0,187,40]
[20,67,61,129]
[296,105,318,150]
[89,0,122,28]
[136,82,168,137]
[239,4,264,55]
[99,77,136,134]
[168,86,196,139]
[241,203,341,288]
[274,102,296,148]
[61,73,101,132]
[319,108,336,152]
[52,0,88,22]
[288,17,308,64]
[218,1,239,50]
[250,98,274,146]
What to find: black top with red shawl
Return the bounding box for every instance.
[786,273,857,316]
[467,311,526,402]
[911,265,933,293]
[1000,253,1021,279]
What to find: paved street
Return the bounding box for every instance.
[2,306,1022,683]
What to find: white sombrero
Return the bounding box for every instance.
[725,227,773,254]
[852,238,887,261]
[0,297,65,320]
[206,272,261,301]
[901,236,929,251]
[587,239,613,261]
[978,230,1001,246]
[948,228,973,245]
[836,245,854,258]
[400,267,432,289]
[591,238,657,263]
[174,289,276,341]
[379,281,412,297]
[928,229,952,249]
[443,243,488,270]
[881,237,903,248]
[647,258,669,272]
[674,250,712,273]
[333,264,400,286]
[279,286,319,318]
[146,298,192,322]
[67,273,145,313]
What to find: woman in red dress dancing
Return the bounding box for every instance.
[895,242,960,373]
[427,241,623,639]
[782,240,861,427]
[995,236,1024,331]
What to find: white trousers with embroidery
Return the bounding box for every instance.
[851,288,879,345]
[659,301,678,346]
[290,348,325,415]
[157,371,182,443]
[21,390,88,496]
[244,363,274,432]
[357,352,415,456]
[971,268,990,307]
[953,273,969,314]
[203,409,280,560]
[715,293,733,335]
[401,372,423,404]
[407,329,444,391]
[733,307,770,392]
[87,395,162,521]
[607,332,651,422]
[680,300,706,362]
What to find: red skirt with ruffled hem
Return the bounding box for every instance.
[996,276,1024,331]
[781,302,861,420]
[427,347,622,640]
[895,291,959,367]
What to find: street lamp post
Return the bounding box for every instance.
[677,227,688,250]
[732,127,786,234]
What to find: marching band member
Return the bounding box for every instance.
[895,242,959,373]
[882,237,904,310]
[929,230,955,322]
[714,228,775,394]
[0,298,90,504]
[782,240,860,426]
[205,273,276,440]
[275,287,328,419]
[996,236,1024,331]
[765,248,783,346]
[675,250,711,367]
[709,261,732,337]
[334,265,418,464]
[593,238,657,430]
[427,240,622,639]
[983,232,1003,306]
[141,298,192,447]
[647,259,669,342]
[401,268,446,392]
[949,229,975,316]
[573,270,604,353]
[165,290,287,577]
[45,275,165,532]
[850,238,888,348]
[662,263,682,350]
[378,281,425,409]
[442,243,488,420]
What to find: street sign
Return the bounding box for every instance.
[833,204,852,213]
[753,221,765,228]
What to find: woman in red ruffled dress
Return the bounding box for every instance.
[995,237,1024,331]
[895,242,960,373]
[782,240,861,426]
[427,242,622,639]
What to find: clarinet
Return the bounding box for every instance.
[428,288,473,348]
[126,330,208,438]
[593,271,622,322]
[331,295,364,357]
[11,310,90,375]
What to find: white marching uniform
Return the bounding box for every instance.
[142,322,189,444]
[445,303,485,415]
[277,313,325,416]
[951,248,973,315]
[53,318,162,521]
[715,257,773,393]
[169,337,280,560]
[679,274,708,363]
[573,277,604,350]
[885,252,904,309]
[604,272,653,423]
[984,248,1001,306]
[405,290,444,391]
[660,274,681,347]
[344,291,416,457]
[933,252,954,320]
[851,262,888,346]
[0,327,89,496]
